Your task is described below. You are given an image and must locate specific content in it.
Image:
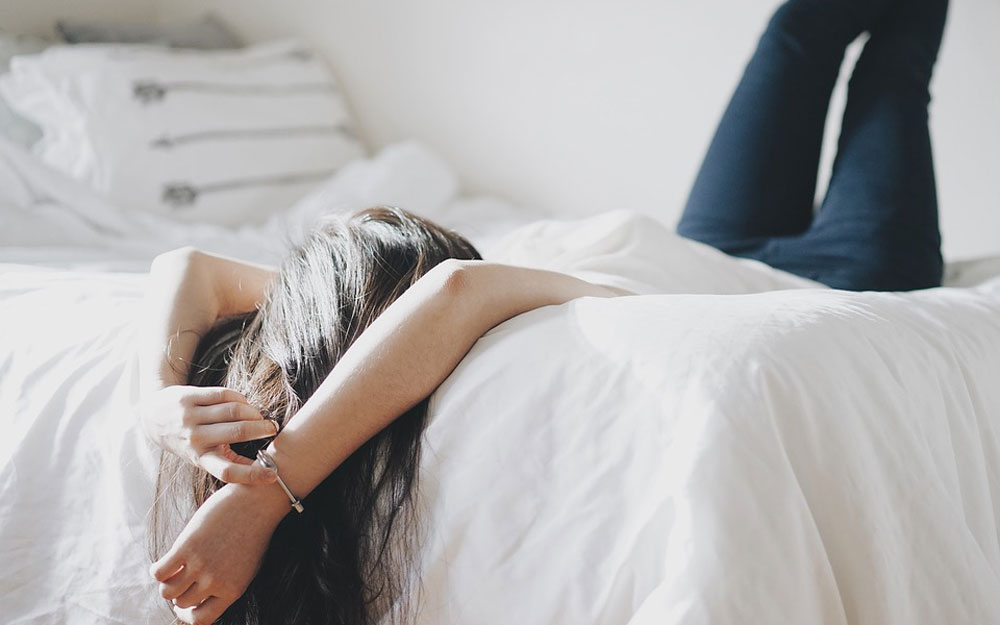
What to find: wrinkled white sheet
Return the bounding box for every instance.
[3,137,1000,624]
[0,136,535,624]
[0,137,537,272]
[4,270,1000,624]
[417,283,1000,624]
[0,271,162,624]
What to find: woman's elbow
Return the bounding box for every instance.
[429,258,478,299]
[151,246,203,273]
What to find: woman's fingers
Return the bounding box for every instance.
[173,581,211,609]
[194,401,264,425]
[174,596,228,625]
[192,596,229,625]
[199,451,277,485]
[159,565,196,600]
[150,550,184,583]
[196,419,278,448]
[172,603,197,625]
[185,386,248,407]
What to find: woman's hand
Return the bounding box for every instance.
[148,261,629,623]
[141,385,279,485]
[151,483,288,624]
[139,247,278,480]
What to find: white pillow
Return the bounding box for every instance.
[0,40,365,226]
[0,30,50,148]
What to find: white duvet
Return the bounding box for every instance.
[2,139,1000,625]
[419,285,1000,624]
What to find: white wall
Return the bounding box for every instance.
[0,0,153,36]
[151,0,999,260]
[9,0,999,258]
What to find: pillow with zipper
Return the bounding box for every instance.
[0,39,365,226]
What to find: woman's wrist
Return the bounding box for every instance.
[225,481,294,527]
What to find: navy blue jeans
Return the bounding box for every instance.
[677,0,949,291]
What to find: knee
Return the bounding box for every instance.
[896,248,944,291]
[830,245,943,292]
[676,217,721,249]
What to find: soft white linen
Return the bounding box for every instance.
[491,210,824,295]
[0,30,49,148]
[416,284,1000,624]
[0,137,537,272]
[0,40,365,226]
[0,271,163,624]
[3,267,1000,624]
[3,138,1000,624]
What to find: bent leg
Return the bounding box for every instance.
[678,0,892,251]
[763,0,948,290]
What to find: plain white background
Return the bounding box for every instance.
[4,0,999,259]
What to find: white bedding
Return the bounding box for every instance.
[0,40,367,227]
[418,285,1000,624]
[0,136,536,272]
[2,138,1000,624]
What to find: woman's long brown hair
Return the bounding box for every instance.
[149,206,481,625]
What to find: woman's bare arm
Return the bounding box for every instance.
[152,260,629,623]
[139,247,280,483]
[258,260,628,515]
[140,247,276,392]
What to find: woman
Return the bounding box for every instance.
[143,0,949,623]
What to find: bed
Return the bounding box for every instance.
[3,28,1000,625]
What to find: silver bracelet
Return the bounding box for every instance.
[256,449,304,514]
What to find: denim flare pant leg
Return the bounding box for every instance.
[677,0,949,291]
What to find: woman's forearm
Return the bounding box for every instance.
[141,248,224,393]
[251,260,627,521]
[140,248,276,394]
[140,248,282,480]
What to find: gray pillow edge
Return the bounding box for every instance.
[55,13,243,50]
